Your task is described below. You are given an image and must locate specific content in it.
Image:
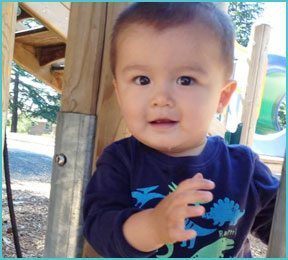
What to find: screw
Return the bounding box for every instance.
[55,154,67,166]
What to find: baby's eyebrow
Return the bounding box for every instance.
[121,64,207,76]
[175,66,207,76]
[122,64,150,73]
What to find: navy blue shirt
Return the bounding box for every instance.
[83,136,279,257]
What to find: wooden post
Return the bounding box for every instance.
[82,3,131,257]
[267,156,286,257]
[93,2,130,162]
[44,3,107,257]
[2,2,17,148]
[60,3,107,114]
[44,113,96,257]
[240,24,271,146]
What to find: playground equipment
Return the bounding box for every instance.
[2,3,286,258]
[256,55,286,134]
[253,129,286,158]
[252,54,286,157]
[228,45,286,158]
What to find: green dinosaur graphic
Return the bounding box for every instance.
[191,237,235,258]
[168,182,178,192]
[156,243,174,258]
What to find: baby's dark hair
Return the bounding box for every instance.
[110,2,235,79]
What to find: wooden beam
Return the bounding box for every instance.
[16,29,64,47]
[2,2,17,148]
[20,2,69,41]
[13,42,62,92]
[94,2,130,159]
[240,24,271,146]
[36,44,66,66]
[61,3,107,114]
[77,3,130,257]
[15,26,48,37]
[44,3,107,257]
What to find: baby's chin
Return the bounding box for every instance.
[136,136,206,157]
[157,146,192,157]
[141,138,187,157]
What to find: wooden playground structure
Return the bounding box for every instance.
[2,2,286,258]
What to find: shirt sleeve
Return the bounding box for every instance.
[250,154,280,244]
[83,144,157,257]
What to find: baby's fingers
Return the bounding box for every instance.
[170,204,205,222]
[173,190,213,207]
[185,205,206,218]
[168,227,197,243]
[177,174,215,192]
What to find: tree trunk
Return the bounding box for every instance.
[11,72,19,133]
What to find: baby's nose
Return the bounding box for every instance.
[150,85,174,107]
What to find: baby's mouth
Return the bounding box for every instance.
[149,119,178,128]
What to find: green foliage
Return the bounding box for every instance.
[21,82,61,124]
[228,2,264,47]
[9,63,61,125]
[17,114,35,133]
[277,97,286,129]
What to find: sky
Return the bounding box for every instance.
[258,2,286,57]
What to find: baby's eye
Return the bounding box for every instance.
[133,76,151,85]
[176,76,195,86]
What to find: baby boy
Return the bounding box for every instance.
[83,3,279,258]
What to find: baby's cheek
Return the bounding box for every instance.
[122,109,144,129]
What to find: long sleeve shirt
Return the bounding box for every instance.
[83,135,279,257]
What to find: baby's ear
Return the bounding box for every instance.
[217,80,237,113]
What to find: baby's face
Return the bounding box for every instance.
[114,23,234,156]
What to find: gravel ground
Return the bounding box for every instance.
[7,149,52,182]
[2,133,268,257]
[2,183,49,257]
[2,133,52,257]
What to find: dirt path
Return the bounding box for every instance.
[2,180,50,257]
[2,133,52,257]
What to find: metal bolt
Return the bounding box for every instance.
[55,153,67,166]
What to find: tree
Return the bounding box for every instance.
[278,98,286,130]
[11,70,19,132]
[228,2,264,47]
[10,63,33,132]
[9,63,61,132]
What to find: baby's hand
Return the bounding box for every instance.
[151,173,215,245]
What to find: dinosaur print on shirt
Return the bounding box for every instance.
[131,184,245,258]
